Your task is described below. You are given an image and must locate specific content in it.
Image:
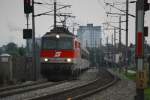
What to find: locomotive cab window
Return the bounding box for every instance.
[42,38,56,50]
[42,37,73,50]
[57,38,73,50]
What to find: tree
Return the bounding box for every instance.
[4,42,26,56]
[18,47,26,56]
[5,42,19,56]
[0,48,2,55]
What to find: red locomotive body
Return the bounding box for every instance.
[40,27,89,80]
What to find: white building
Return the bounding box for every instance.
[77,24,102,48]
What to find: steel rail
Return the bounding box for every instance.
[0,81,66,98]
[29,69,119,100]
[0,80,46,92]
[73,74,119,100]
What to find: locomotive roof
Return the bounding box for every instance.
[44,27,74,36]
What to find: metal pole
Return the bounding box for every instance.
[26,14,29,29]
[148,56,150,85]
[119,16,121,49]
[114,28,116,48]
[26,14,30,56]
[114,28,116,68]
[100,38,102,47]
[135,0,145,99]
[112,34,113,45]
[95,41,97,67]
[54,0,56,28]
[119,16,122,72]
[106,36,108,45]
[106,36,108,67]
[111,34,114,66]
[32,0,36,81]
[126,0,129,73]
[126,0,129,50]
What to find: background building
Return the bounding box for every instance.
[77,24,102,48]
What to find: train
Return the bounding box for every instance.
[40,27,90,80]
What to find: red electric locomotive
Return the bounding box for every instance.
[40,27,89,80]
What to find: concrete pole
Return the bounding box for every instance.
[135,0,145,99]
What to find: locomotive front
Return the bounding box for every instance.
[40,28,75,80]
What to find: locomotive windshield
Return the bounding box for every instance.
[42,37,73,50]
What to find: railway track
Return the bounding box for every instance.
[28,69,119,100]
[0,80,46,93]
[0,68,119,100]
[0,80,66,98]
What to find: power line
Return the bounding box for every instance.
[105,2,135,17]
[34,5,71,17]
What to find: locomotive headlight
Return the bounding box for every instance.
[44,58,48,62]
[67,58,72,62]
[56,34,60,39]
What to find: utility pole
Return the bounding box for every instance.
[135,0,145,99]
[106,36,109,67]
[114,28,116,48]
[100,38,102,47]
[112,34,113,45]
[125,0,129,75]
[95,41,97,67]
[32,0,37,81]
[54,0,56,28]
[126,0,129,52]
[114,28,116,67]
[26,14,30,56]
[135,0,150,99]
[106,36,108,45]
[119,16,121,50]
[126,0,129,71]
[119,16,122,72]
[111,34,114,65]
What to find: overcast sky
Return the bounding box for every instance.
[0,0,149,47]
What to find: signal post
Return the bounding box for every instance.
[24,0,37,80]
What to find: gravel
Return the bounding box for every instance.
[1,68,127,100]
[82,72,136,100]
[0,68,100,100]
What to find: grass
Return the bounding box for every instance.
[125,72,136,80]
[124,72,150,100]
[145,86,150,100]
[124,71,150,100]
[112,68,150,99]
[113,68,150,100]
